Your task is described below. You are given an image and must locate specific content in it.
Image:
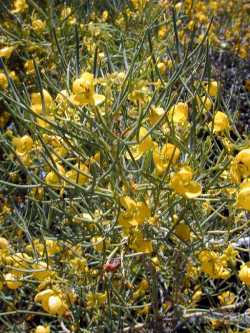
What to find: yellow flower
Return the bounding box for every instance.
[0,237,9,249]
[70,72,105,107]
[35,289,68,315]
[198,250,230,279]
[65,163,89,185]
[35,325,50,333]
[0,46,15,58]
[118,196,151,230]
[91,236,109,252]
[12,135,33,154]
[24,59,36,75]
[197,95,213,112]
[153,143,180,175]
[130,235,153,254]
[32,19,46,32]
[235,149,250,178]
[169,167,202,198]
[4,272,22,289]
[69,257,89,274]
[86,291,107,309]
[174,222,190,242]
[45,164,65,187]
[126,127,153,160]
[0,73,8,89]
[11,0,28,13]
[205,81,218,97]
[148,106,165,125]
[132,279,149,301]
[32,261,52,280]
[192,289,202,304]
[212,111,230,132]
[168,102,189,125]
[31,89,54,114]
[237,181,250,211]
[218,291,235,306]
[239,262,250,286]
[26,239,61,256]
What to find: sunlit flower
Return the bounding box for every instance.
[35,289,68,315]
[35,325,50,333]
[126,127,153,160]
[31,89,54,114]
[0,73,8,89]
[65,163,89,185]
[0,46,15,58]
[212,111,230,132]
[91,236,109,252]
[11,0,28,13]
[198,250,230,279]
[130,233,153,254]
[174,222,191,242]
[239,262,250,286]
[118,196,151,230]
[70,72,105,106]
[4,272,22,289]
[148,106,165,125]
[86,291,107,308]
[170,166,202,198]
[32,19,46,32]
[218,291,235,306]
[132,279,149,300]
[153,142,180,175]
[168,102,189,125]
[204,81,218,97]
[236,181,250,211]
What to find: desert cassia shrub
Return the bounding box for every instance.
[0,1,249,332]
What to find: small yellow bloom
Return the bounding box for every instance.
[86,291,107,308]
[35,325,50,333]
[65,163,89,185]
[174,222,190,242]
[0,73,8,89]
[12,135,33,154]
[148,106,165,125]
[170,166,202,198]
[32,19,46,32]
[24,59,36,75]
[45,164,65,187]
[11,0,28,13]
[126,127,153,160]
[91,236,109,252]
[197,95,213,112]
[192,289,202,304]
[70,72,105,107]
[205,81,218,97]
[212,111,230,132]
[118,196,151,230]
[32,261,51,280]
[235,149,250,178]
[132,279,149,300]
[0,237,9,249]
[239,262,250,286]
[198,250,230,279]
[237,181,250,211]
[0,46,15,58]
[168,102,189,125]
[35,289,68,315]
[4,272,22,289]
[130,231,153,253]
[153,143,180,175]
[218,291,235,306]
[31,89,54,114]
